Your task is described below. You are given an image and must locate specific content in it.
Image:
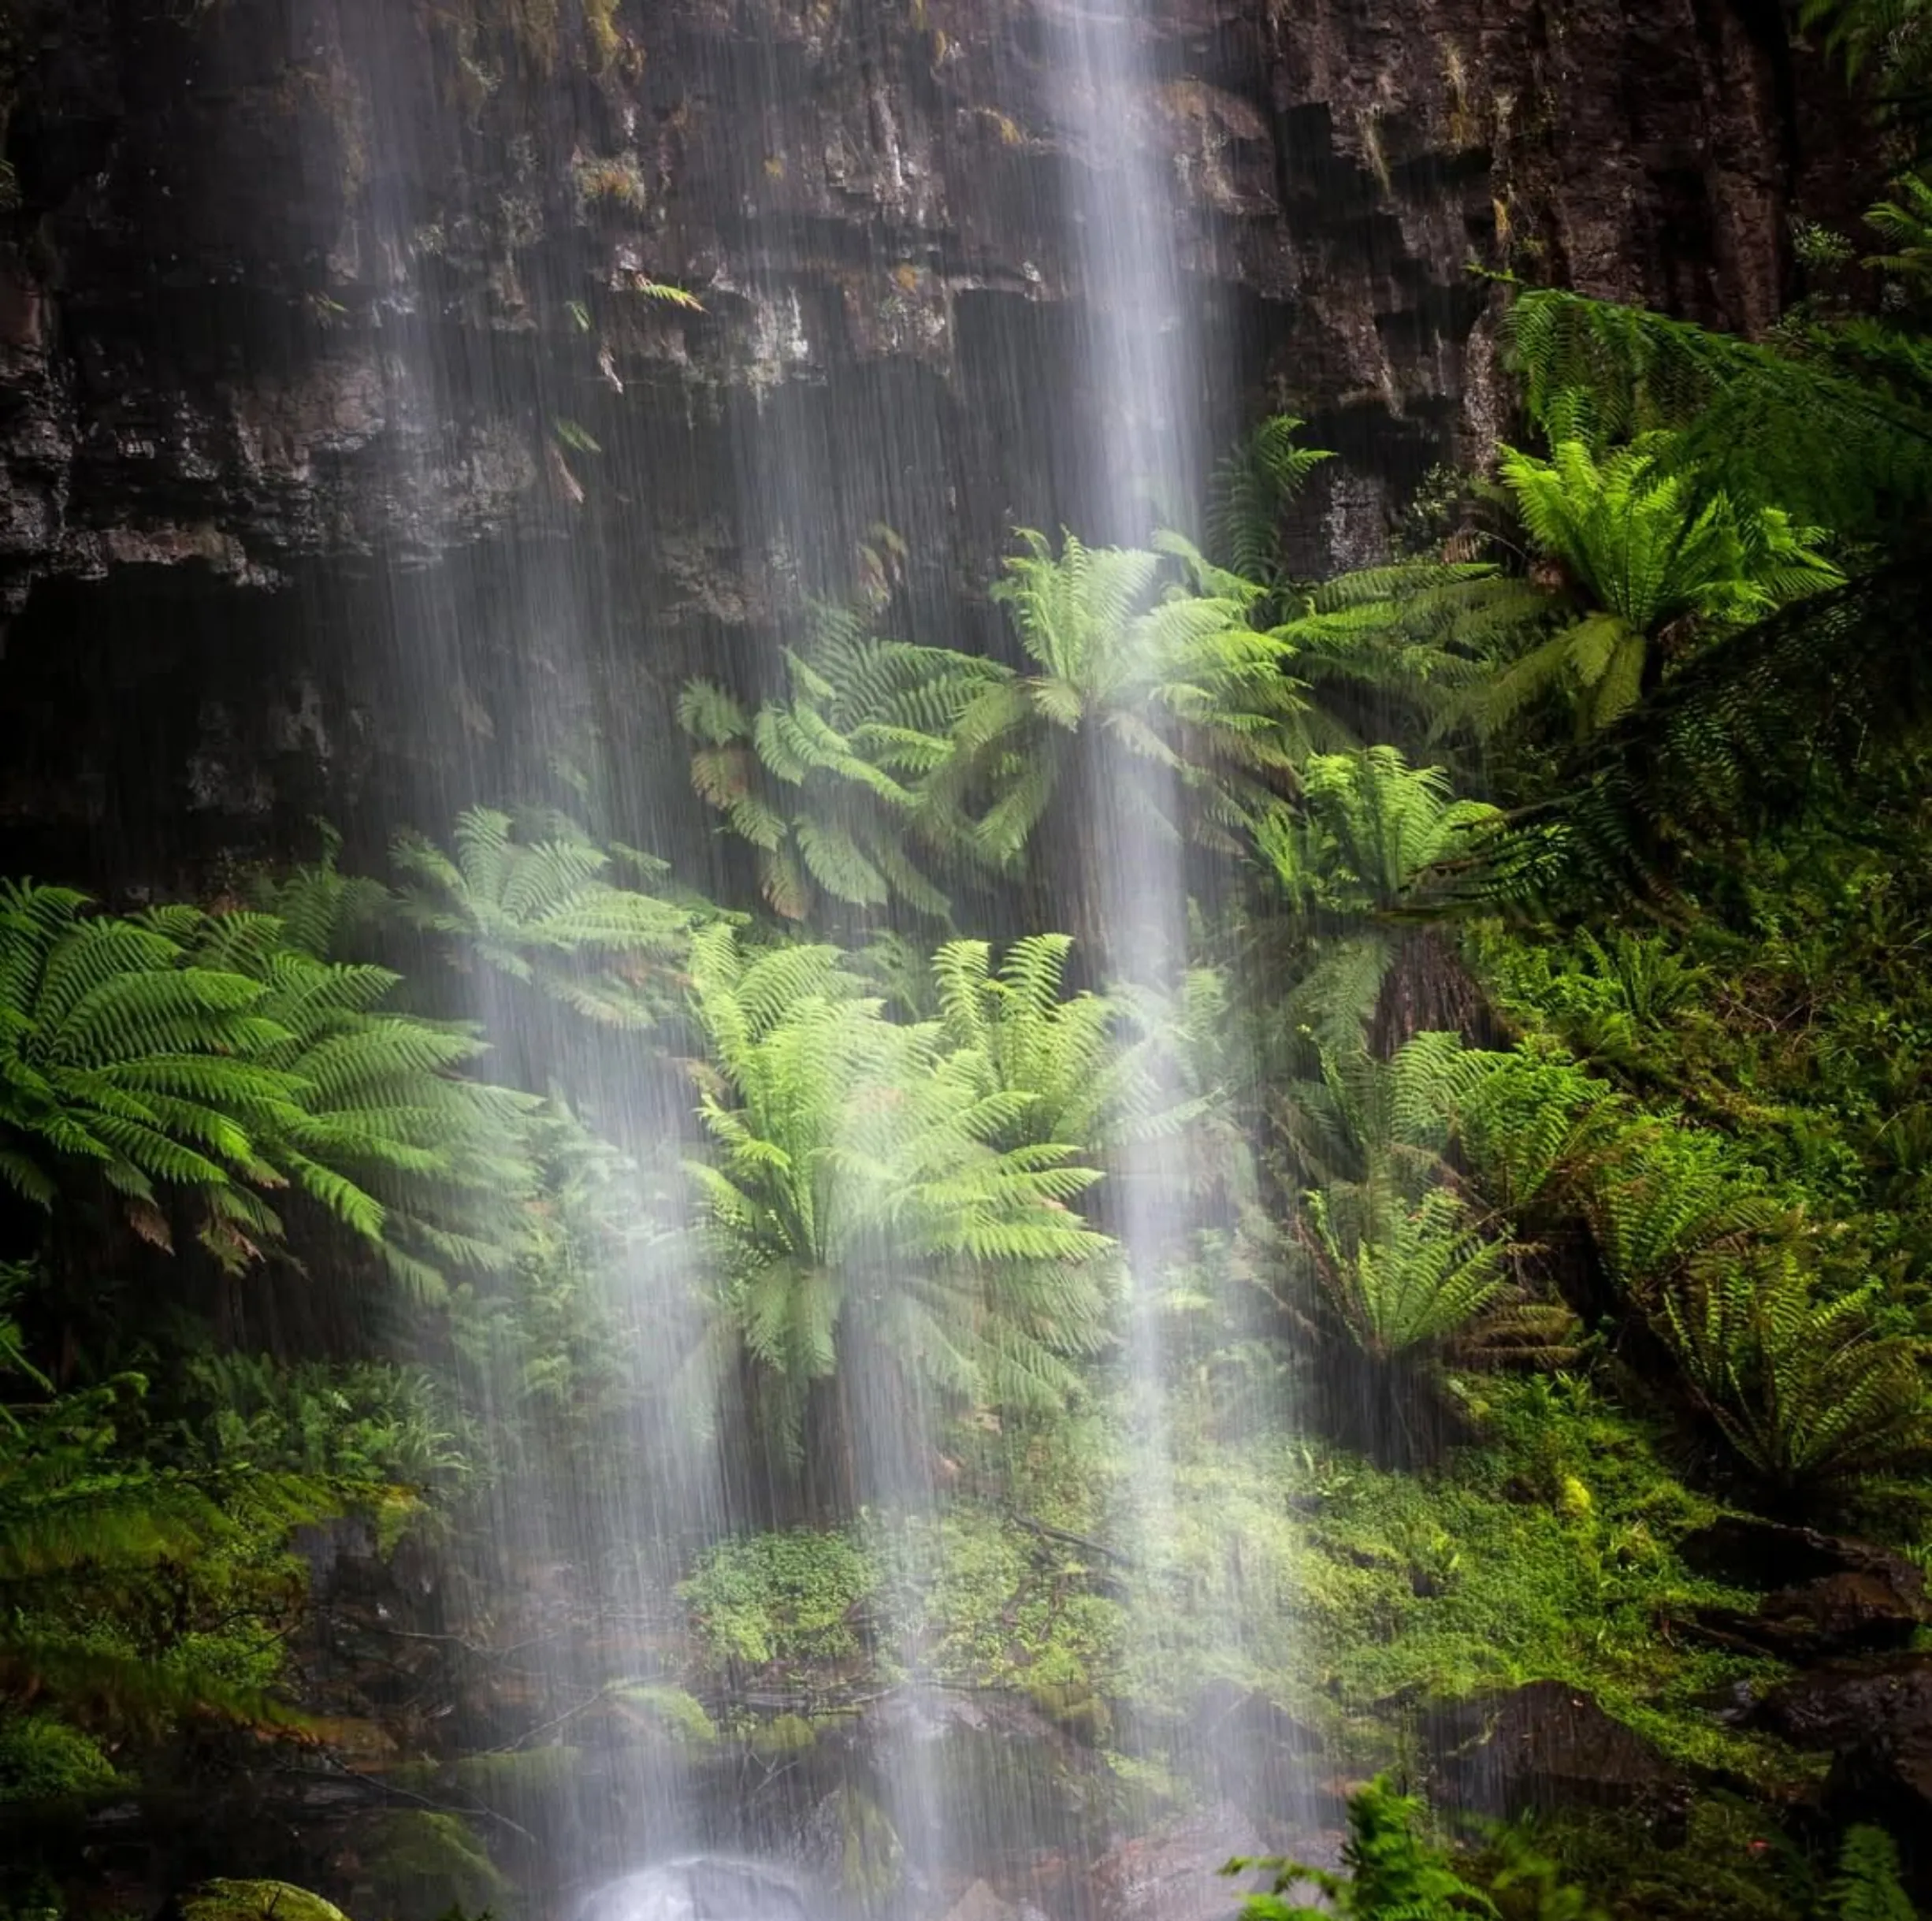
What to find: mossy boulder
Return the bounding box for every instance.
[1026,1678,1113,1746]
[178,1882,351,1921]
[748,1711,819,1756]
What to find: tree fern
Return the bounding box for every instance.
[679,610,1005,921]
[224,856,539,1292]
[1452,563,1932,915]
[930,934,1215,1155]
[1261,750,1501,915]
[933,529,1309,871]
[1579,1121,1777,1290]
[1471,435,1842,741]
[1802,0,1932,146]
[1448,1046,1628,1219]
[1443,272,1932,905]
[391,806,692,1026]
[1865,169,1932,288]
[1304,1179,1510,1362]
[1656,1246,1930,1497]
[1273,1038,1546,1364]
[1254,749,1499,1050]
[0,880,295,1233]
[1275,1032,1497,1202]
[1281,557,1541,752]
[682,926,1116,1459]
[1501,288,1932,538]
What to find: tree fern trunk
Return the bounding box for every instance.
[1369,926,1497,1058]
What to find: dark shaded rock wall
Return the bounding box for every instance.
[0,0,1858,881]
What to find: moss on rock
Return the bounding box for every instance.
[180,1883,351,1921]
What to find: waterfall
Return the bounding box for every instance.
[1038,0,1309,1859]
[316,0,1300,1908]
[1043,0,1191,1775]
[314,0,734,1887]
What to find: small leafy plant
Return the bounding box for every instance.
[1224,1774,1499,1918]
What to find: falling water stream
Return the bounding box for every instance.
[324,0,1302,1914]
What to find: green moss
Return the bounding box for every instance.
[823,1784,902,1904]
[681,1528,875,1668]
[583,0,622,66]
[179,1885,349,1921]
[673,1378,1804,1790]
[0,1715,118,1800]
[871,1508,1126,1691]
[609,1683,715,1745]
[1025,1679,1113,1745]
[361,1811,507,1920]
[1250,1384,1813,1785]
[749,1711,818,1755]
[394,1743,590,1811]
[423,0,624,79]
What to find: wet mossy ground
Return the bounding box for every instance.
[676,1369,1808,1803]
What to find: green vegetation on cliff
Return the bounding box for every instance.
[6,7,1932,1919]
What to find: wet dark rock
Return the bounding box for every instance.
[1690,1678,1760,1728]
[1684,1518,1930,1657]
[1091,1805,1267,1921]
[0,0,1874,886]
[1425,1682,1691,1836]
[0,0,1857,608]
[1756,1654,1932,1752]
[1756,1657,1932,1894]
[1186,1682,1323,1763]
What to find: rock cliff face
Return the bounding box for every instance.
[0,0,1851,878]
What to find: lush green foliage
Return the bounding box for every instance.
[944,529,1309,862]
[1228,1774,1502,1919]
[391,804,692,1026]
[679,1527,876,1667]
[0,880,305,1239]
[1481,434,1840,741]
[681,924,1115,1457]
[1824,1829,1917,1921]
[679,612,1007,920]
[0,871,532,1289]
[0,1334,349,1755]
[13,73,1932,1921]
[1226,1778,1916,1921]
[1258,749,1500,1049]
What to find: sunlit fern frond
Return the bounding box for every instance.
[682,927,1115,1455]
[0,881,299,1230]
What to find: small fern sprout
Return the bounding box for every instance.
[1826,1824,1918,1921]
